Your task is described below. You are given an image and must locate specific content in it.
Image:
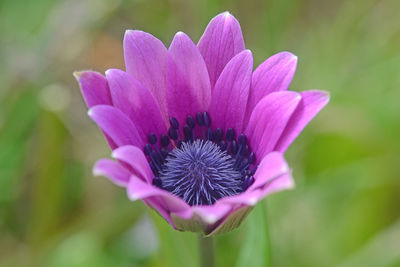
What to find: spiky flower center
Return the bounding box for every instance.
[144,112,256,206]
[159,140,243,206]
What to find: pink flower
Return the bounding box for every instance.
[74,12,329,235]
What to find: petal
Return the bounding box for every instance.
[127,176,190,214]
[166,32,211,126]
[126,175,183,228]
[243,52,297,126]
[218,152,290,206]
[147,197,176,227]
[123,30,168,120]
[208,50,253,132]
[275,90,330,152]
[88,105,145,148]
[250,152,290,189]
[219,191,260,206]
[112,145,153,183]
[209,173,294,236]
[220,173,294,207]
[93,159,131,187]
[106,69,167,140]
[245,91,301,161]
[198,11,245,88]
[74,71,112,108]
[170,204,232,234]
[192,204,232,225]
[259,172,295,197]
[74,71,116,149]
[205,206,253,236]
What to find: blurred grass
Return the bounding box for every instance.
[1,0,400,266]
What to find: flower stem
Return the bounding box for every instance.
[198,235,215,267]
[263,201,272,267]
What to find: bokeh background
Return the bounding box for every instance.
[1,0,399,266]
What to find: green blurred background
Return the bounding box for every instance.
[1,0,399,266]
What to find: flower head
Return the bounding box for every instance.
[75,11,329,235]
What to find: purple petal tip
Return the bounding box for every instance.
[87,108,94,117]
[73,71,82,80]
[243,49,252,55]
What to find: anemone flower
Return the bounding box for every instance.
[74,12,329,237]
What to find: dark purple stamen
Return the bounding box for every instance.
[214,128,223,142]
[230,140,238,154]
[219,140,227,151]
[242,176,254,191]
[206,128,213,141]
[248,152,255,164]
[226,128,235,142]
[151,151,163,165]
[148,133,157,145]
[203,112,211,127]
[196,112,204,126]
[152,177,162,187]
[186,115,196,128]
[239,158,249,170]
[143,113,257,206]
[168,127,178,140]
[169,117,179,129]
[238,134,247,146]
[161,147,169,158]
[149,161,158,175]
[144,144,152,155]
[160,134,170,147]
[241,144,249,156]
[183,125,192,142]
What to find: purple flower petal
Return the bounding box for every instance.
[243,52,297,126]
[259,173,294,197]
[147,197,176,227]
[218,152,290,206]
[275,90,330,152]
[192,204,232,224]
[198,11,245,88]
[88,105,145,148]
[127,176,191,214]
[205,172,294,236]
[74,71,117,149]
[74,71,112,108]
[170,204,232,233]
[93,159,131,187]
[126,175,185,228]
[206,155,294,236]
[112,145,153,183]
[208,50,253,132]
[166,32,211,125]
[245,91,301,161]
[221,172,294,207]
[250,152,290,189]
[124,30,168,119]
[106,69,167,140]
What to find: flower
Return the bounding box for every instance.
[74,11,329,236]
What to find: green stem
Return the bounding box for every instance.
[198,235,215,267]
[262,201,272,267]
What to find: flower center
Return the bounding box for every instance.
[143,112,256,206]
[159,140,243,206]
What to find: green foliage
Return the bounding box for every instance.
[235,202,271,267]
